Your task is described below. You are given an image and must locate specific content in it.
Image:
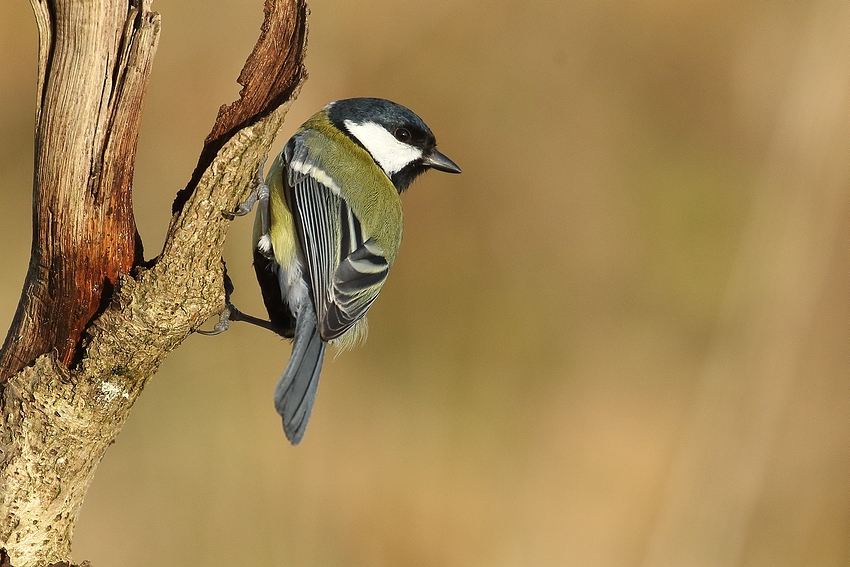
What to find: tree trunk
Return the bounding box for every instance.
[0,0,150,380]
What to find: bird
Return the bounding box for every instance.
[226,98,460,444]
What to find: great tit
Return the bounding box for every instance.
[231,98,460,444]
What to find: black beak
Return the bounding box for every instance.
[423,150,462,174]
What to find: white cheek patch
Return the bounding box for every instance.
[343,119,423,176]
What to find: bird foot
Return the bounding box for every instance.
[225,157,268,219]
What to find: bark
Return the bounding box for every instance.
[0,1,308,566]
[0,0,153,378]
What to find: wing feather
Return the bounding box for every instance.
[285,136,391,343]
[324,239,388,339]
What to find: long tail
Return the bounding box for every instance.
[274,303,327,444]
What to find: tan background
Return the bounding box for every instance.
[0,1,847,566]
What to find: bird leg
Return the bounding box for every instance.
[198,268,278,335]
[200,158,277,336]
[198,301,279,336]
[225,156,268,219]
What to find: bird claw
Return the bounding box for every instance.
[197,302,279,336]
[197,303,235,336]
[224,156,268,219]
[197,268,238,335]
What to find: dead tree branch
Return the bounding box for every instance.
[0,1,308,565]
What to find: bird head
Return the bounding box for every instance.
[328,98,461,192]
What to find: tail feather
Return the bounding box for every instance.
[274,303,326,445]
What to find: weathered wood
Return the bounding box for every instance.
[0,0,153,379]
[173,0,309,216]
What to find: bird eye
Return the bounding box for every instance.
[394,128,411,142]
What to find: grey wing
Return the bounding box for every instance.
[324,236,388,339]
[285,140,390,342]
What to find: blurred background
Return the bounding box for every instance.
[0,0,847,566]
